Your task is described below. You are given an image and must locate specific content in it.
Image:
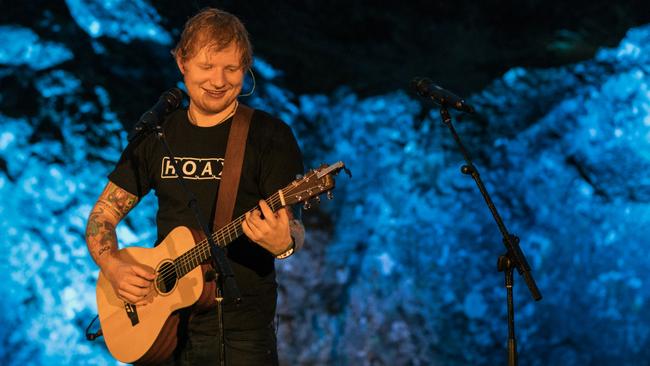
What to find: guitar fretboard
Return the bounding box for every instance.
[171,191,284,279]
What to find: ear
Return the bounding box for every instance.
[175,55,186,75]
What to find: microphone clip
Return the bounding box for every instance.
[128,88,184,142]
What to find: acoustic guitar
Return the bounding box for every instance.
[96,162,346,364]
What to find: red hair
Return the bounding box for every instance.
[172,8,253,69]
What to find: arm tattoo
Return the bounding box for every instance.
[86,209,117,263]
[97,245,112,257]
[85,183,138,265]
[102,183,138,219]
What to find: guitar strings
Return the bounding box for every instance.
[155,179,318,285]
[155,179,323,285]
[154,201,268,286]
[154,192,285,285]
[153,183,316,286]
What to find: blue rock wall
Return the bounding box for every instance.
[1,1,649,365]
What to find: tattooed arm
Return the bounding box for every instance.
[86,181,155,305]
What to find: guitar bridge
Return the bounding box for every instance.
[124,303,140,326]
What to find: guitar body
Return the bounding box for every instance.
[96,226,205,364]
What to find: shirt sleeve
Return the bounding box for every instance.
[107,136,153,198]
[258,121,304,199]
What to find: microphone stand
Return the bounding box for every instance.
[131,113,240,365]
[436,106,542,366]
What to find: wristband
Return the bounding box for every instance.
[275,239,295,259]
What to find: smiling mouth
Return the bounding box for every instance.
[203,89,227,98]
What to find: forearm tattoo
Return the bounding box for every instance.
[85,183,138,264]
[104,183,138,219]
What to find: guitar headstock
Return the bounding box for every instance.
[282,161,348,208]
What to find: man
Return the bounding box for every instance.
[85,8,304,365]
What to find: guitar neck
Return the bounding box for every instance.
[164,161,343,280]
[172,191,284,278]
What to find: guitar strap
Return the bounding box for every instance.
[213,103,253,231]
[191,104,252,314]
[193,104,254,363]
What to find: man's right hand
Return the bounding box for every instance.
[86,182,152,305]
[102,256,156,306]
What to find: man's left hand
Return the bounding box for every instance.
[242,200,292,256]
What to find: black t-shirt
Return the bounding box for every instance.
[108,107,304,329]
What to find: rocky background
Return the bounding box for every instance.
[1,1,650,365]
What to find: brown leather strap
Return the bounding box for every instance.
[213,103,253,230]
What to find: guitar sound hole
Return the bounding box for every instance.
[156,261,177,295]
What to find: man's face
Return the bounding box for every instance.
[177,42,245,116]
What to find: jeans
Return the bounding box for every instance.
[154,307,279,366]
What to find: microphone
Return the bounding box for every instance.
[410,78,474,113]
[128,88,184,141]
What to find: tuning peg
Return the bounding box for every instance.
[327,191,334,200]
[314,196,321,204]
[303,201,311,210]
